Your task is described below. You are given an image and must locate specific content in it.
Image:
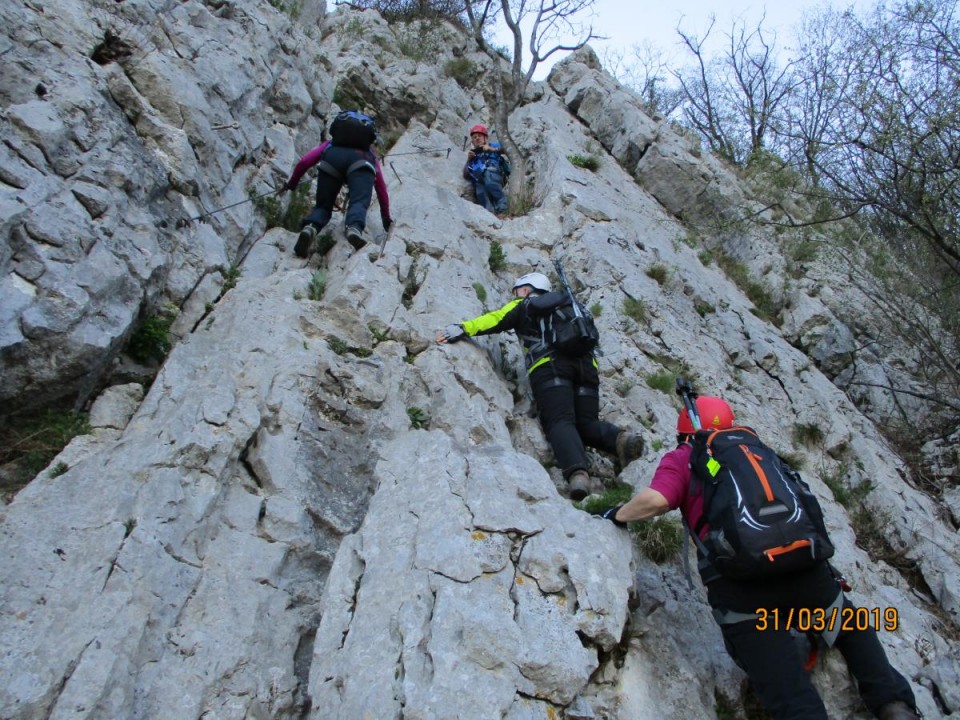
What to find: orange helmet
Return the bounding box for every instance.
[677,396,735,434]
[469,124,489,137]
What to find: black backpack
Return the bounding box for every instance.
[542,301,599,355]
[329,110,377,149]
[689,426,835,580]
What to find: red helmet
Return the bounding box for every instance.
[469,124,489,137]
[677,396,735,434]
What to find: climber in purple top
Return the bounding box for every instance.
[285,110,392,258]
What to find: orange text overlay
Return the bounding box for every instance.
[755,607,899,633]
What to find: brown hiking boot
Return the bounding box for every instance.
[877,701,920,720]
[567,470,590,501]
[616,431,645,470]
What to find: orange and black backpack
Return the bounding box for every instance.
[688,426,835,581]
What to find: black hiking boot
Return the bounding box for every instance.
[295,224,318,258]
[345,225,366,250]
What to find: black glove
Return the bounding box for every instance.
[593,505,626,527]
[284,180,296,192]
[442,324,466,343]
[383,217,393,232]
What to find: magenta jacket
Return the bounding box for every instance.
[286,140,391,225]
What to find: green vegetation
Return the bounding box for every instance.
[326,335,372,358]
[407,407,430,429]
[792,422,825,447]
[221,264,241,293]
[308,270,327,301]
[623,296,646,323]
[488,241,506,273]
[714,252,779,323]
[589,302,603,317]
[615,380,634,398]
[127,311,176,363]
[645,370,674,394]
[444,57,477,87]
[694,299,715,317]
[252,184,311,232]
[472,282,487,305]
[820,464,872,508]
[646,263,669,285]
[578,483,683,563]
[567,154,601,171]
[0,409,91,498]
[267,0,302,19]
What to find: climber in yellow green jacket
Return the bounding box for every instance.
[436,271,644,500]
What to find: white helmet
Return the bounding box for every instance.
[513,272,551,293]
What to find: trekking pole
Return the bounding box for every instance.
[553,258,591,335]
[389,161,402,185]
[381,147,452,158]
[675,377,701,431]
[188,187,283,222]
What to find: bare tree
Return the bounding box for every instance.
[806,0,960,276]
[601,41,685,117]
[464,0,599,204]
[675,15,797,165]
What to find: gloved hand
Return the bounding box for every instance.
[439,323,465,343]
[383,217,393,232]
[592,505,626,528]
[284,180,296,192]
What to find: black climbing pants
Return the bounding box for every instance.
[304,145,376,232]
[529,354,621,478]
[707,563,917,719]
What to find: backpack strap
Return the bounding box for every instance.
[318,160,343,180]
[346,158,376,175]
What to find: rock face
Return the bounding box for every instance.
[1,3,958,720]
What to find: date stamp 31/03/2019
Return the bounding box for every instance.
[755,606,899,633]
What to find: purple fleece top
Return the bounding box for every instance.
[286,140,391,224]
[648,443,708,538]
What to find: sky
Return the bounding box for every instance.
[520,0,869,80]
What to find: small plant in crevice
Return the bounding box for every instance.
[221,264,241,293]
[567,154,601,171]
[694,299,715,317]
[50,461,70,478]
[369,324,391,344]
[646,263,669,285]
[645,370,674,394]
[252,184,311,232]
[472,282,487,306]
[615,380,634,398]
[488,241,506,273]
[401,260,421,309]
[792,422,825,448]
[127,310,176,363]
[326,335,372,358]
[407,407,430,430]
[651,438,665,452]
[589,302,603,317]
[820,464,871,508]
[308,270,326,301]
[623,296,646,323]
[444,57,476,87]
